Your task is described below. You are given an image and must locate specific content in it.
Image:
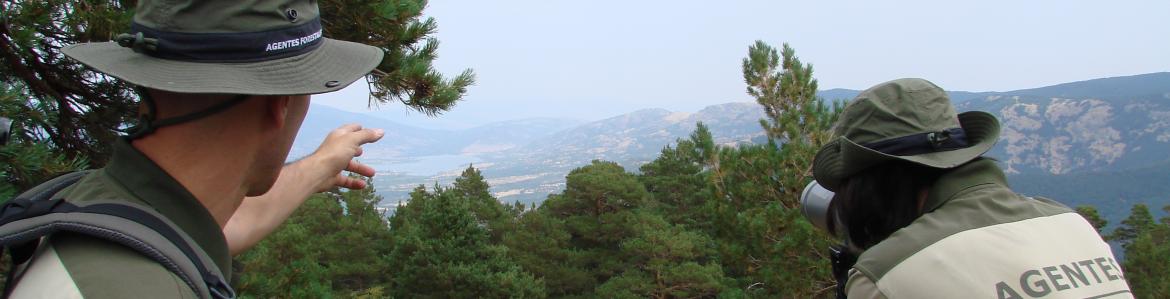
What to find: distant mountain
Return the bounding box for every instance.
[298,72,1170,217]
[818,73,1170,175]
[453,118,584,154]
[1009,159,1170,233]
[467,103,766,203]
[959,94,1170,175]
[820,72,1170,103]
[999,72,1170,100]
[818,88,986,103]
[293,104,441,158]
[503,102,764,169]
[295,105,582,158]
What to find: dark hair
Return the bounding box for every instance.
[831,160,946,250]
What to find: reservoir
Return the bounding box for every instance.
[362,154,483,177]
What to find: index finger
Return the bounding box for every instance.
[334,123,363,134]
[349,128,385,145]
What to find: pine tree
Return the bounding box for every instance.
[503,204,594,297]
[533,160,653,297]
[597,211,727,299]
[1111,204,1170,298]
[0,85,88,199]
[1112,204,1156,249]
[0,1,136,171]
[1075,205,1109,235]
[328,179,394,292]
[235,183,394,297]
[692,41,839,297]
[453,165,511,242]
[0,0,474,192]
[386,186,544,298]
[639,123,715,228]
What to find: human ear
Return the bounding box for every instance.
[266,95,292,129]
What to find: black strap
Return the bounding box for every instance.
[1,171,89,298]
[831,244,858,299]
[1,172,235,298]
[76,203,235,298]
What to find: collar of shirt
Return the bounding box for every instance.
[103,137,232,278]
[922,158,1009,213]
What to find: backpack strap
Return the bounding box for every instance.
[0,173,236,299]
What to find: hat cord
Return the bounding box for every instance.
[124,89,250,140]
[115,32,158,54]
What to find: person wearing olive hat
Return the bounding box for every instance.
[7,0,387,297]
[811,79,1130,298]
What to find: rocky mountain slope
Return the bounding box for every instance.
[960,94,1170,175]
[296,72,1170,212]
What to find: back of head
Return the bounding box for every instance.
[832,160,949,250]
[812,78,1003,250]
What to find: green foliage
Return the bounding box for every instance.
[504,207,593,297]
[0,1,136,172]
[743,41,834,146]
[638,124,715,228]
[453,165,511,242]
[1112,204,1156,248]
[603,212,726,299]
[0,84,88,197]
[510,160,730,298]
[0,0,473,194]
[1076,205,1109,235]
[387,184,544,298]
[537,161,650,294]
[235,181,393,298]
[691,40,840,297]
[1113,204,1170,298]
[321,0,476,116]
[11,5,1166,299]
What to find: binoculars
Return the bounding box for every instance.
[800,180,835,233]
[0,117,11,146]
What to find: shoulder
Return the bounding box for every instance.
[855,184,1074,278]
[845,269,887,299]
[853,188,1124,297]
[10,233,198,298]
[54,169,144,206]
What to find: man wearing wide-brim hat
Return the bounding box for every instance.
[810,78,1131,298]
[8,0,386,297]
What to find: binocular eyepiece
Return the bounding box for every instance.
[800,180,836,233]
[0,117,11,146]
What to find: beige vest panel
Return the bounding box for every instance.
[876,213,1132,299]
[10,245,85,298]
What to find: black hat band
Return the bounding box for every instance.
[861,128,970,156]
[125,17,324,63]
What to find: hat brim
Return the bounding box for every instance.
[813,111,1000,191]
[62,38,383,95]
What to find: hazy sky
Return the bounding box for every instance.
[315,0,1170,130]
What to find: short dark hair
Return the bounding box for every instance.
[831,160,947,250]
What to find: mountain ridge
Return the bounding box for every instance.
[817,72,1170,103]
[294,72,1170,219]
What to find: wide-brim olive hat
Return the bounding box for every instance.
[61,0,383,95]
[812,78,1001,192]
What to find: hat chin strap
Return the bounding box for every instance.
[124,89,251,140]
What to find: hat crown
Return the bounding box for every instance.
[135,0,318,33]
[834,78,961,145]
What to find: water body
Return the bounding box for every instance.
[362,154,483,177]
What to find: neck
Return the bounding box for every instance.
[132,127,257,227]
